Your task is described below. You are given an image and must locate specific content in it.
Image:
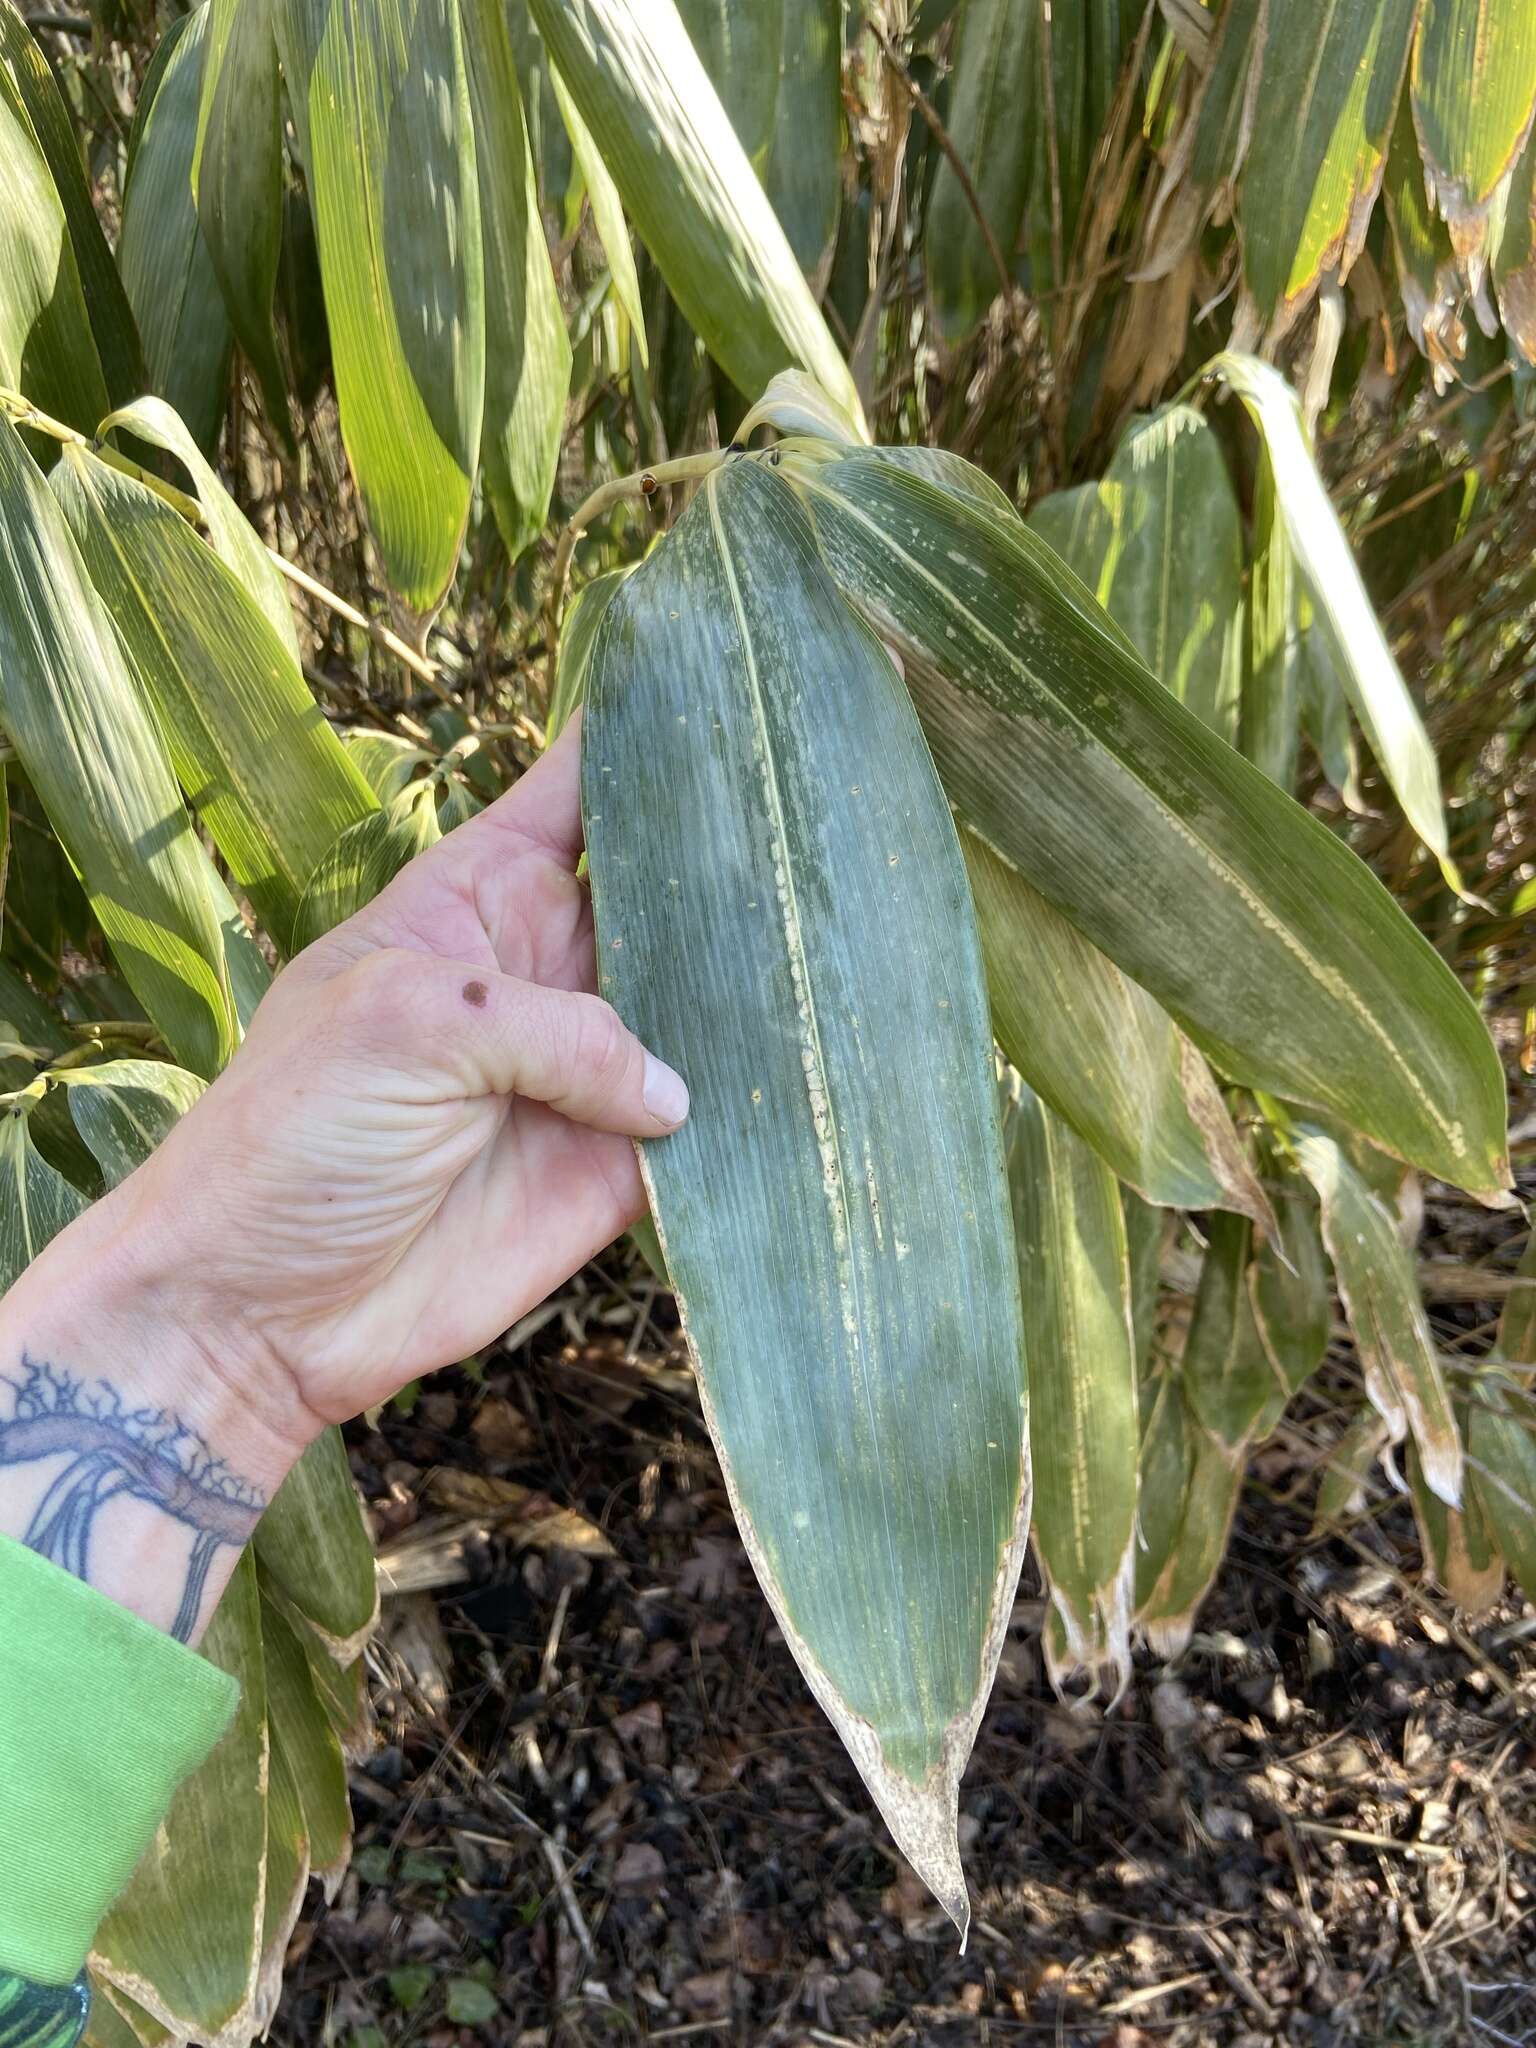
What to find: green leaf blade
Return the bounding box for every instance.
[782,442,1509,1202]
[583,455,1027,1935]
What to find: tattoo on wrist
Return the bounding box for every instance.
[0,1357,265,1641]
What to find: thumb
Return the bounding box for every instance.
[332,949,690,1137]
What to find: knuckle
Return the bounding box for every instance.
[570,994,633,1092]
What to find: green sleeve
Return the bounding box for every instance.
[0,1532,239,1985]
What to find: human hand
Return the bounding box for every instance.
[28,717,686,1476]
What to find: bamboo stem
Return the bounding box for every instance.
[544,451,728,703]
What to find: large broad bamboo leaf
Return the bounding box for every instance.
[1138,0,1264,279]
[676,0,782,173]
[98,397,299,662]
[895,442,1261,1215]
[0,0,141,406]
[0,59,109,435]
[965,831,1268,1219]
[192,0,289,441]
[546,61,646,351]
[1237,0,1415,334]
[118,10,232,456]
[462,0,571,563]
[924,0,1034,338]
[1027,404,1244,744]
[778,441,1509,1202]
[1005,1077,1136,1697]
[0,418,234,1077]
[1212,353,1452,872]
[0,1104,89,1291]
[52,447,379,950]
[527,0,859,423]
[1294,1126,1463,1505]
[254,1426,379,1663]
[1411,0,1536,280]
[94,1550,267,2046]
[583,455,1028,1937]
[56,1058,206,1189]
[277,0,484,617]
[763,0,841,285]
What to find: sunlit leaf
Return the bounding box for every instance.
[0,417,234,1076]
[119,10,232,455]
[290,787,441,953]
[57,1058,205,1190]
[463,0,571,562]
[193,0,290,439]
[253,1426,379,1664]
[276,0,484,616]
[0,1103,89,1291]
[52,447,379,950]
[528,0,859,421]
[1412,0,1536,282]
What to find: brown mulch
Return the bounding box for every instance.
[273,1214,1536,2048]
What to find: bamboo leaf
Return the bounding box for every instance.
[1411,0,1536,282]
[462,0,571,562]
[1294,1125,1463,1505]
[1249,1179,1330,1401]
[1028,404,1244,747]
[1410,1428,1504,1614]
[193,0,290,440]
[51,446,379,950]
[1005,1076,1137,1697]
[0,0,141,406]
[547,61,647,352]
[676,0,783,173]
[98,395,300,662]
[341,728,432,804]
[1133,1366,1244,1657]
[965,830,1270,1219]
[1313,1404,1390,1529]
[0,1104,89,1291]
[1492,124,1536,363]
[259,1588,353,1885]
[0,49,109,435]
[1181,1212,1285,1448]
[276,0,484,616]
[1240,448,1299,787]
[763,0,842,284]
[0,417,234,1077]
[94,1550,267,2047]
[924,0,1034,338]
[548,567,631,742]
[1210,351,1452,873]
[290,789,441,953]
[119,10,232,456]
[778,440,1510,1201]
[1237,0,1415,333]
[254,1427,379,1663]
[583,455,1027,1937]
[1467,1371,1536,1602]
[527,0,860,421]
[56,1058,206,1189]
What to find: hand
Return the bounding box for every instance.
[86,716,687,1454]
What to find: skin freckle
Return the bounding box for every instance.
[461,980,489,1008]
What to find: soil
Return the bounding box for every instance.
[273,1180,1536,2048]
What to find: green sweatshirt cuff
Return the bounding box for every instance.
[0,1532,239,1985]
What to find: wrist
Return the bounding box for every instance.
[0,1181,318,1505]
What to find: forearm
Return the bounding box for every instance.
[0,1180,309,1644]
